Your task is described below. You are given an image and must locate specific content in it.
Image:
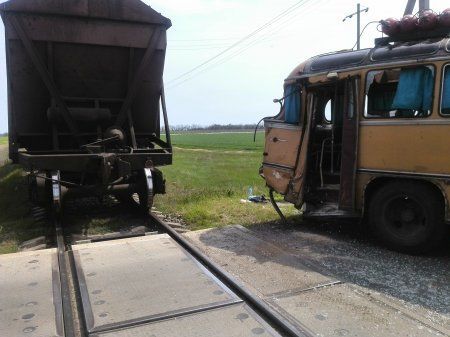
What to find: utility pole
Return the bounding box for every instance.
[419,0,430,12]
[357,3,361,50]
[343,3,369,50]
[404,0,416,15]
[404,0,430,16]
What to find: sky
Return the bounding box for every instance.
[0,0,449,132]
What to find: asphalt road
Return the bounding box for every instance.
[185,220,450,337]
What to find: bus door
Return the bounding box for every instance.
[261,85,306,199]
[339,76,360,210]
[262,122,303,196]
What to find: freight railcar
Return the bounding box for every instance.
[0,0,172,210]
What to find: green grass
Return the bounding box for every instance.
[155,146,298,230]
[169,131,265,151]
[0,164,48,254]
[0,138,41,254]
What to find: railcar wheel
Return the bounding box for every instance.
[369,181,446,254]
[114,191,153,213]
[138,188,153,213]
[139,167,154,213]
[115,169,154,213]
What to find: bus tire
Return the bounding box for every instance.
[368,181,446,254]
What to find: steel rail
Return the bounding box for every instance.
[55,219,77,337]
[150,213,315,337]
[52,202,314,337]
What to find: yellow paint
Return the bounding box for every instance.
[358,124,450,174]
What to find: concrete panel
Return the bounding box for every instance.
[72,235,240,333]
[0,249,63,337]
[268,283,444,337]
[94,303,281,337]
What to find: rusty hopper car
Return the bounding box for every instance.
[0,0,172,210]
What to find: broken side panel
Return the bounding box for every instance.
[262,121,303,195]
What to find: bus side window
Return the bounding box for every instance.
[364,66,434,118]
[324,99,332,123]
[284,85,301,124]
[441,66,450,115]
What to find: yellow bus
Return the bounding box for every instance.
[261,36,450,253]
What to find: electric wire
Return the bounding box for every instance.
[167,2,316,51]
[166,0,313,86]
[351,21,380,50]
[167,0,325,89]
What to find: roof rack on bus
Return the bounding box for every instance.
[376,9,450,47]
[375,27,450,47]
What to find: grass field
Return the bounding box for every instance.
[169,131,264,151]
[0,136,7,145]
[155,131,299,230]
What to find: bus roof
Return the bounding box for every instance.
[287,37,450,81]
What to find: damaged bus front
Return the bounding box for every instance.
[260,37,450,253]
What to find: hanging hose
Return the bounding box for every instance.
[269,188,287,224]
[253,117,265,142]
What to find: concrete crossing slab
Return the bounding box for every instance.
[93,303,281,337]
[0,249,63,337]
[268,283,444,337]
[72,235,241,334]
[184,225,450,337]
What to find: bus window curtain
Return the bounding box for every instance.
[284,85,300,124]
[368,82,396,112]
[392,67,434,111]
[442,68,450,111]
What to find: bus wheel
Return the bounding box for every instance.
[369,181,445,254]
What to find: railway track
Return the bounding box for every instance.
[44,202,312,337]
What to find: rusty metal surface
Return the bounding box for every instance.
[1,0,172,175]
[1,0,173,199]
[263,126,302,168]
[287,37,450,80]
[0,0,171,27]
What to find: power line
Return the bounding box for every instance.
[167,0,324,90]
[166,0,312,86]
[169,37,241,42]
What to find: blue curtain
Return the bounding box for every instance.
[284,85,300,124]
[391,67,434,111]
[442,68,450,110]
